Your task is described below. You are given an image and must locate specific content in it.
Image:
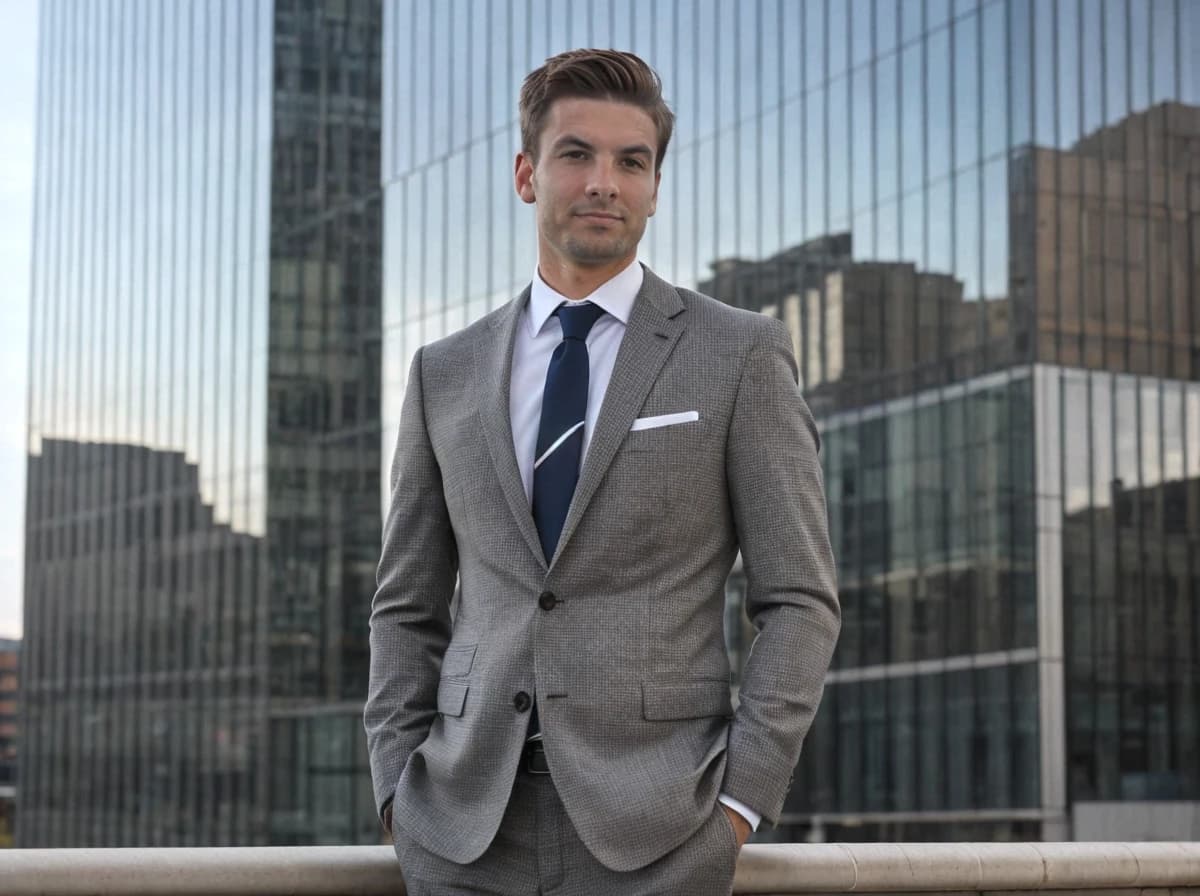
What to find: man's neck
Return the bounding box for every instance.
[537,255,637,300]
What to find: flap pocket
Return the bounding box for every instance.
[642,680,733,721]
[441,643,477,678]
[437,680,469,717]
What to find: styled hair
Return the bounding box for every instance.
[519,49,675,171]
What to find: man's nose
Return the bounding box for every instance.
[585,160,619,199]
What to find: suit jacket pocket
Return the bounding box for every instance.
[441,643,477,678]
[642,679,733,721]
[623,418,707,454]
[437,680,469,717]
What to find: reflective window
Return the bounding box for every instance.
[33,0,1198,850]
[24,0,380,846]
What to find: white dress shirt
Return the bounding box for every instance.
[509,259,642,503]
[508,258,761,833]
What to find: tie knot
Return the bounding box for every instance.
[555,302,605,342]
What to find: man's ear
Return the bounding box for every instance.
[514,151,536,204]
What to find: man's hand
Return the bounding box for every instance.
[722,805,752,850]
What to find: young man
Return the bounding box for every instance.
[364,49,839,895]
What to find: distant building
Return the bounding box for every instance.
[0,638,17,847]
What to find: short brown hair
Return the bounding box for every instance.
[519,49,675,172]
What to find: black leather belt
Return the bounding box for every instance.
[521,737,551,775]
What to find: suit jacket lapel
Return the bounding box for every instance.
[550,267,687,568]
[473,287,549,571]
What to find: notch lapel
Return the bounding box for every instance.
[549,268,687,567]
[473,288,548,571]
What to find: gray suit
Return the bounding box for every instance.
[364,266,839,873]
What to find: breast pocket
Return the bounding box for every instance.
[623,418,707,454]
[602,419,714,529]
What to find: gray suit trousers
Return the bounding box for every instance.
[394,767,739,895]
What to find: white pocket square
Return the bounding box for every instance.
[630,411,700,432]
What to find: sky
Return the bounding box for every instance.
[0,0,38,639]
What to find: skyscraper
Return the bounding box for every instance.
[21,0,383,846]
[383,0,1200,842]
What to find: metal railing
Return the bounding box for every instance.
[2,842,1200,895]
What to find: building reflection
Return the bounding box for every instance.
[700,234,995,409]
[21,0,383,846]
[1063,473,1200,809]
[1012,102,1200,381]
[715,100,1200,841]
[22,440,264,844]
[21,0,1200,848]
[375,0,1200,843]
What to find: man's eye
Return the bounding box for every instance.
[622,158,646,169]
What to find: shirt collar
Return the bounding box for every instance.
[526,258,643,338]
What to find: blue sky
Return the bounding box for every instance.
[0,0,37,639]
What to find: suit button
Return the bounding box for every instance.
[538,590,558,611]
[513,691,532,712]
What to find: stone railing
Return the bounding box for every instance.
[2,842,1200,895]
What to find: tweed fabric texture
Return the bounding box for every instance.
[394,769,739,895]
[364,266,840,872]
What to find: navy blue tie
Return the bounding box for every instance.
[532,301,605,563]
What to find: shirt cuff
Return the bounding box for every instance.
[717,793,761,831]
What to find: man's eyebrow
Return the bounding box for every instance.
[551,135,595,152]
[551,135,654,158]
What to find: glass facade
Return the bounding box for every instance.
[767,371,1042,841]
[384,0,1199,842]
[265,0,383,847]
[1052,369,1200,804]
[16,0,1199,849]
[21,0,382,846]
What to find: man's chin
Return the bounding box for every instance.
[563,238,632,266]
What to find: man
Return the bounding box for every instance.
[365,49,839,895]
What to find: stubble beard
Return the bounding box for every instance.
[562,232,633,265]
[560,213,648,267]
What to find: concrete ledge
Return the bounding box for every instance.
[734,843,1200,893]
[0,846,402,896]
[1,842,1199,895]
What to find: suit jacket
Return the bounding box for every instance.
[364,266,839,872]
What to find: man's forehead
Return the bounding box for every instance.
[542,97,657,140]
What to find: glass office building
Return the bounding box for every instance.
[0,638,17,847]
[21,0,383,846]
[384,0,1200,841]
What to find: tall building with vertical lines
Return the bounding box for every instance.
[19,0,1200,849]
[382,0,1199,842]
[21,0,383,846]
